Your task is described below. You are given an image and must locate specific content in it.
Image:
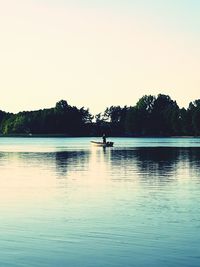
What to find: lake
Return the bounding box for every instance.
[0,137,200,267]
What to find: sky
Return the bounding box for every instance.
[0,0,199,114]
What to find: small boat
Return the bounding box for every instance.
[90,141,114,147]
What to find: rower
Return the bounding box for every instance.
[102,133,106,144]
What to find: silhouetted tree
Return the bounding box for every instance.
[1,95,200,136]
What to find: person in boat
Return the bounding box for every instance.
[102,133,107,144]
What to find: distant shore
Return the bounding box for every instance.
[0,134,71,138]
[0,134,199,138]
[1,95,200,137]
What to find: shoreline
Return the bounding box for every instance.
[0,134,199,138]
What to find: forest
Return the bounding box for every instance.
[0,94,200,136]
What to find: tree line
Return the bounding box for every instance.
[0,95,200,136]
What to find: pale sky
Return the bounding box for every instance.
[0,0,199,114]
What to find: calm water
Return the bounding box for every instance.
[0,137,200,267]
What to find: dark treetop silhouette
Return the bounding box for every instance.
[0,95,200,136]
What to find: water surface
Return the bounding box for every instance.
[0,138,200,267]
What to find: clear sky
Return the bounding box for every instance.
[0,0,199,114]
